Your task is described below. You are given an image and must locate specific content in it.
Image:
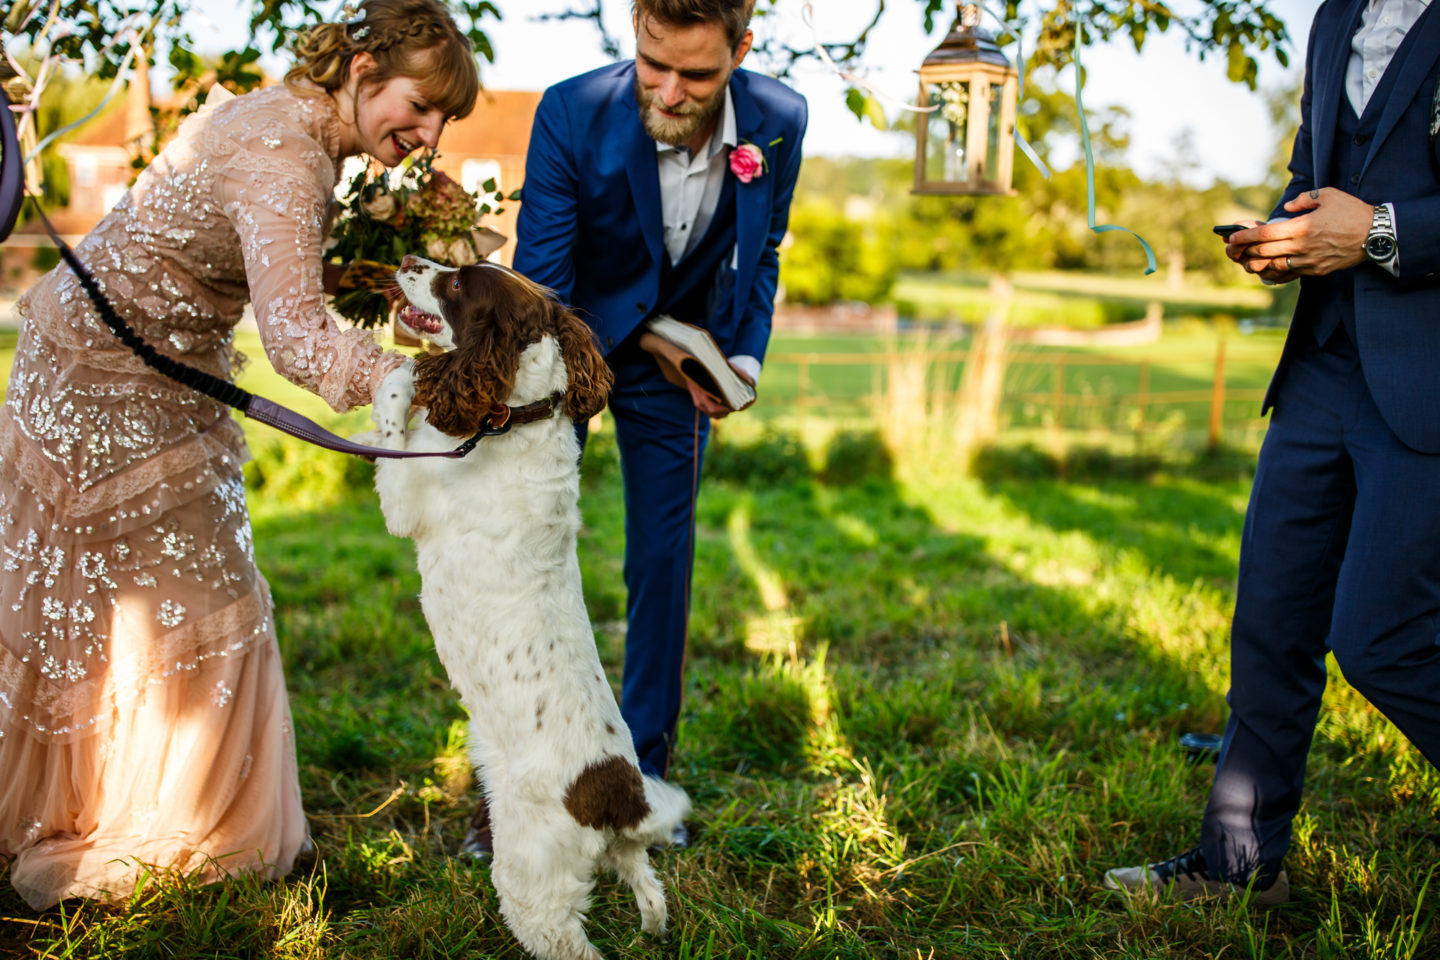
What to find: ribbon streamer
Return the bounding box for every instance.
[19,21,151,166]
[800,0,936,114]
[1072,16,1157,274]
[978,3,1051,179]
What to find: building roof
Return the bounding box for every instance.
[439,89,542,159]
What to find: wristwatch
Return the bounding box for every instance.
[1365,203,1398,269]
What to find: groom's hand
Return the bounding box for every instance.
[686,362,754,420]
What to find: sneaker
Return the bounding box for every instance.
[1104,847,1290,906]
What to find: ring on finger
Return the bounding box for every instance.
[1285,255,1293,271]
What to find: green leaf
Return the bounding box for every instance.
[845,86,867,122]
[482,177,497,192]
[844,87,886,130]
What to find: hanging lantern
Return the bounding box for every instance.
[913,2,1019,196]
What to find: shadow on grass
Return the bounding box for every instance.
[654,425,1274,955]
[9,427,1433,959]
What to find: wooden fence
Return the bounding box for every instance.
[761,338,1275,450]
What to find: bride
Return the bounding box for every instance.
[0,0,476,909]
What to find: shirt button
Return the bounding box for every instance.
[1368,68,1378,79]
[1382,15,1392,24]
[1353,134,1368,146]
[1350,173,1361,184]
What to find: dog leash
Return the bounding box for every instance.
[1,87,554,460]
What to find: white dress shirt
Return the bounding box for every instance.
[1348,0,1431,114]
[655,89,761,385]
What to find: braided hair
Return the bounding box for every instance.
[285,0,480,121]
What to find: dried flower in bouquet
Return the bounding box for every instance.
[326,149,517,329]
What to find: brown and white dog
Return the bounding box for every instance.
[362,256,691,960]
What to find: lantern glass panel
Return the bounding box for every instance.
[985,80,1004,182]
[924,79,970,183]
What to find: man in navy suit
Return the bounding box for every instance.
[1107,0,1440,904]
[513,1,807,786]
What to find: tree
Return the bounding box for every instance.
[3,0,499,109]
[4,0,1290,116]
[508,0,1292,120]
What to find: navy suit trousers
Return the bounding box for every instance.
[578,343,710,778]
[1201,329,1440,880]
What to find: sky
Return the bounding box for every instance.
[180,0,1317,188]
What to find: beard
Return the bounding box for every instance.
[635,74,728,147]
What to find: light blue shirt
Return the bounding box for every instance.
[1348,0,1431,114]
[654,89,760,385]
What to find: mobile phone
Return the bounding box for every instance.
[1213,224,1247,240]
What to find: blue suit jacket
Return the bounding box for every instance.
[513,62,808,364]
[1264,0,1440,451]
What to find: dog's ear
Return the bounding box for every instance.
[414,309,518,437]
[551,303,612,422]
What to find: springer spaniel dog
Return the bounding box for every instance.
[363,256,691,960]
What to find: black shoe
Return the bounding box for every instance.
[648,822,690,855]
[1104,846,1290,905]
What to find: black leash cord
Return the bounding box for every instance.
[45,227,255,412]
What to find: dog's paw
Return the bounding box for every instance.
[372,363,416,451]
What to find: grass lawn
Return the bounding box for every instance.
[1,328,1434,956]
[892,270,1279,328]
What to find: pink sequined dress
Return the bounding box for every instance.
[0,84,404,909]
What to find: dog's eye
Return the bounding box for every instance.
[451,276,461,291]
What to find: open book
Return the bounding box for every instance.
[639,315,756,412]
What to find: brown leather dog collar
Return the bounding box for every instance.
[451,391,567,457]
[483,391,566,431]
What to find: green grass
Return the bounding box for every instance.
[893,270,1278,328]
[2,390,1436,957]
[758,326,1285,444]
[0,291,1427,958]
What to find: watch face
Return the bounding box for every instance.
[1367,234,1396,261]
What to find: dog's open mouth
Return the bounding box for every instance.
[399,304,444,335]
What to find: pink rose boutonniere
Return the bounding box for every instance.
[729,137,784,184]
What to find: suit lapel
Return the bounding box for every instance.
[622,79,666,270]
[731,72,773,325]
[1363,3,1440,175]
[1313,0,1368,187]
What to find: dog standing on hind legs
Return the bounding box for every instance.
[365,255,691,960]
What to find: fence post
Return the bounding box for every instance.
[797,356,810,423]
[1209,335,1227,452]
[1135,360,1150,451]
[1049,356,1066,456]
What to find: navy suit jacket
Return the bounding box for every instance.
[1264,0,1440,452]
[513,62,808,365]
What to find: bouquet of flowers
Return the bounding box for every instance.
[327,149,516,329]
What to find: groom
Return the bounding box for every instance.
[512,1,806,788]
[1107,0,1440,903]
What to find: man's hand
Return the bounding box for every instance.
[686,361,755,420]
[1228,188,1373,281]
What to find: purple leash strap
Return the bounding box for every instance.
[245,397,489,459]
